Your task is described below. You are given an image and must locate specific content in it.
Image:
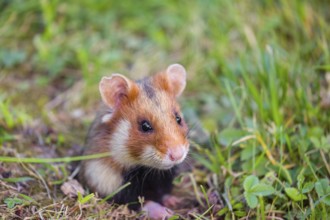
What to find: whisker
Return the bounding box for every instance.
[141,167,153,190]
[182,160,194,170]
[186,121,199,138]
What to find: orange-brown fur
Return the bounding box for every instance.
[124,75,188,159]
[80,65,189,200]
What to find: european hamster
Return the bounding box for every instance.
[80,64,189,219]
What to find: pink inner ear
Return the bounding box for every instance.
[112,83,128,107]
[99,74,130,108]
[166,64,187,97]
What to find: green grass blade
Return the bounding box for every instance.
[0,152,111,163]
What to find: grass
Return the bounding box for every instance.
[1,0,330,219]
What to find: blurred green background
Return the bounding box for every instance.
[1,0,330,219]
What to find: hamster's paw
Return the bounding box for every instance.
[142,201,173,220]
[162,194,182,208]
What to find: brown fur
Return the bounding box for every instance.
[118,72,188,159]
[80,65,189,196]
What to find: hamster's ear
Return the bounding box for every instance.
[166,64,187,97]
[154,64,187,97]
[99,74,138,108]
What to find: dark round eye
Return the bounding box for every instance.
[140,120,153,133]
[175,114,182,125]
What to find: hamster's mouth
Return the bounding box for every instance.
[157,164,175,170]
[139,159,175,170]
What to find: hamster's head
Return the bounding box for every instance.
[99,64,189,170]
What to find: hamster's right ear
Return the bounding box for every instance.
[99,74,139,108]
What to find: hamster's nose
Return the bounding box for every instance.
[168,148,184,162]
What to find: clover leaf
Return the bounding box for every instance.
[243,175,275,208]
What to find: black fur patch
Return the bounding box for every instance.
[112,166,177,210]
[141,80,156,99]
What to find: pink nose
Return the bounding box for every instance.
[169,148,184,161]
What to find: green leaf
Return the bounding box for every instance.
[320,136,330,151]
[217,128,247,146]
[225,213,231,220]
[302,182,314,193]
[311,136,330,151]
[2,177,34,183]
[18,194,35,204]
[245,192,258,208]
[323,196,330,206]
[4,197,23,209]
[232,202,244,209]
[168,215,180,220]
[77,191,83,202]
[297,174,305,190]
[315,179,328,197]
[243,175,259,191]
[274,163,293,184]
[285,187,307,201]
[234,210,246,217]
[217,207,229,216]
[4,200,14,209]
[315,179,330,205]
[0,49,26,68]
[192,153,218,173]
[240,145,259,161]
[78,193,94,204]
[310,137,320,148]
[243,175,275,209]
[250,184,275,196]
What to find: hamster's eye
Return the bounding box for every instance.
[175,114,182,125]
[140,120,153,133]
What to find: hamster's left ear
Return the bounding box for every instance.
[155,64,187,97]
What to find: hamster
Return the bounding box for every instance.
[80,64,190,219]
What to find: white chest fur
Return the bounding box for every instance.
[84,159,123,196]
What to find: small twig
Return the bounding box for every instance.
[27,164,52,199]
[189,173,204,207]
[232,134,256,146]
[69,165,81,180]
[255,132,277,165]
[0,179,18,191]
